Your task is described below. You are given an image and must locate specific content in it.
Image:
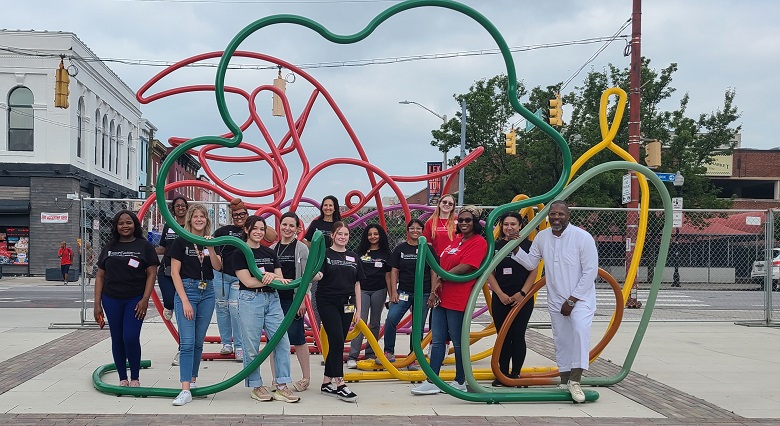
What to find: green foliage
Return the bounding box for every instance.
[430,58,742,208]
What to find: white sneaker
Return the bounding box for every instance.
[171,351,180,366]
[163,308,173,321]
[172,390,192,406]
[234,347,243,362]
[568,381,586,403]
[411,380,442,395]
[449,380,467,392]
[346,359,358,369]
[219,344,233,355]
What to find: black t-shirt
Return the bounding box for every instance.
[98,238,160,299]
[231,245,281,291]
[359,249,391,291]
[317,248,365,297]
[274,241,298,299]
[492,239,533,295]
[389,242,437,294]
[168,237,215,281]
[158,223,180,270]
[304,218,333,247]
[213,225,244,275]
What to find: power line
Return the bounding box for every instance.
[0,34,629,71]
[560,18,632,92]
[110,0,400,3]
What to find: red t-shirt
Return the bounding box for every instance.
[424,217,457,258]
[438,235,488,312]
[58,247,74,266]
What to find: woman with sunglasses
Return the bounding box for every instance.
[486,212,538,386]
[423,194,457,257]
[156,196,188,367]
[411,206,487,395]
[346,224,391,368]
[382,219,439,370]
[211,198,249,362]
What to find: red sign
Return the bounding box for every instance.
[427,162,443,205]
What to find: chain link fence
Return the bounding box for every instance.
[78,199,778,325]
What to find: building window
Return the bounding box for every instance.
[7,86,34,151]
[115,124,121,174]
[108,120,115,172]
[94,109,100,164]
[101,115,108,168]
[127,133,132,180]
[77,98,84,158]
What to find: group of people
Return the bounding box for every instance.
[92,193,598,406]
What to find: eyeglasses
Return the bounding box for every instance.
[440,200,454,206]
[457,217,473,223]
[232,212,248,219]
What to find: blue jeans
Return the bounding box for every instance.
[101,294,143,381]
[174,278,215,383]
[430,306,465,384]
[383,291,430,355]
[213,270,241,350]
[157,271,175,311]
[238,290,292,387]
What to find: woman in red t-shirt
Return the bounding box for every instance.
[423,194,457,257]
[411,207,487,395]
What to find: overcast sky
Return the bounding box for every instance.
[4,0,777,206]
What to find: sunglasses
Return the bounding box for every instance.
[232,212,248,219]
[440,200,454,206]
[457,217,473,223]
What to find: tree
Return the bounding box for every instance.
[430,58,742,209]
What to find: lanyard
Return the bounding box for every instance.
[192,243,205,282]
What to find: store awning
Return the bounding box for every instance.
[0,200,30,214]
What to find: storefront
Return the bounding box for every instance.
[0,200,31,275]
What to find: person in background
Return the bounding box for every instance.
[316,221,362,402]
[93,210,159,387]
[58,241,74,285]
[212,198,248,362]
[303,195,341,330]
[270,212,313,392]
[382,218,439,371]
[169,204,217,406]
[233,215,300,403]
[510,200,598,403]
[423,193,457,257]
[486,212,538,386]
[156,196,188,366]
[412,206,487,395]
[346,224,391,368]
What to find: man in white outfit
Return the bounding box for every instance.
[511,200,598,403]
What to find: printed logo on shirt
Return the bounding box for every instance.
[185,247,208,257]
[254,257,274,266]
[107,250,142,258]
[400,252,418,260]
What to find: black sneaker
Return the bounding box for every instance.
[321,383,338,398]
[335,384,358,402]
[491,379,505,387]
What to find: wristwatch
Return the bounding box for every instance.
[566,299,576,307]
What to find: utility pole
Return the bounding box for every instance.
[457,100,467,207]
[625,0,643,309]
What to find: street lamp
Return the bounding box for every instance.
[223,172,244,181]
[399,100,448,185]
[400,100,467,206]
[672,171,685,287]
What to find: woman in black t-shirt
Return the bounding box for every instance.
[303,195,341,330]
[316,221,363,402]
[346,224,390,368]
[156,196,188,320]
[94,210,159,388]
[486,212,538,386]
[382,219,438,370]
[168,204,217,406]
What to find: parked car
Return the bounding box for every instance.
[750,248,780,291]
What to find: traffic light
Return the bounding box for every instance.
[505,129,516,155]
[54,58,70,109]
[645,139,662,168]
[549,93,562,127]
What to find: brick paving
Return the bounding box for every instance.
[525,330,742,420]
[0,329,110,396]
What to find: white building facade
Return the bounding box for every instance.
[0,30,155,276]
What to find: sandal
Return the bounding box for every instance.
[293,377,310,392]
[119,380,130,387]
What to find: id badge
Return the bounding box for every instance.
[343,304,356,314]
[399,293,409,302]
[198,281,208,290]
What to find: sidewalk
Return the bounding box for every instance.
[0,285,778,424]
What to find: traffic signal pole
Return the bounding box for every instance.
[625,0,643,309]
